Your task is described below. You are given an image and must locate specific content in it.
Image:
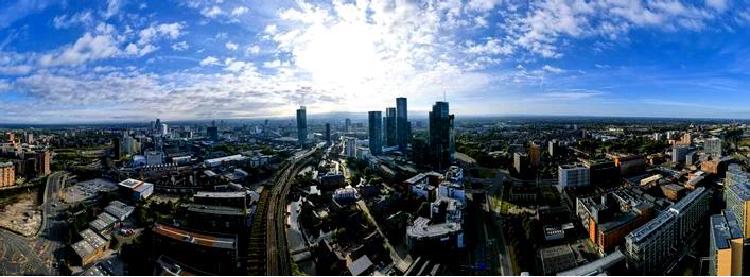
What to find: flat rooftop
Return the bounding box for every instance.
[194,191,247,198]
[406,217,461,239]
[711,212,743,250]
[153,224,236,250]
[185,204,245,216]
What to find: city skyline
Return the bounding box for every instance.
[1,0,750,123]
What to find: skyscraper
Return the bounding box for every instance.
[429,101,454,170]
[705,137,721,158]
[385,107,397,147]
[529,142,541,168]
[345,118,351,133]
[396,97,408,151]
[325,123,331,143]
[296,106,307,147]
[368,111,383,155]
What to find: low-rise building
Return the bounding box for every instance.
[104,200,135,221]
[624,187,710,274]
[152,224,239,275]
[118,178,154,201]
[708,212,743,276]
[539,245,578,275]
[0,162,15,188]
[558,165,590,189]
[71,229,109,266]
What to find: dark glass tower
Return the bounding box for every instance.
[429,101,454,170]
[385,107,397,146]
[296,106,307,147]
[368,111,383,155]
[396,97,408,151]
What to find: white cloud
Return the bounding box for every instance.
[225,41,238,51]
[104,0,122,19]
[199,56,219,66]
[0,80,10,91]
[172,40,189,51]
[125,43,157,56]
[706,0,728,11]
[541,90,603,100]
[201,6,223,18]
[542,65,564,73]
[0,65,32,75]
[53,11,93,29]
[38,32,120,66]
[264,24,277,35]
[139,22,185,45]
[231,6,249,16]
[246,45,261,55]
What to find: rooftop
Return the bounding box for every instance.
[118,178,146,189]
[153,224,236,250]
[556,249,625,276]
[185,204,245,216]
[406,217,461,239]
[729,183,750,201]
[711,212,743,250]
[194,191,247,198]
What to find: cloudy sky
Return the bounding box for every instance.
[0,0,749,123]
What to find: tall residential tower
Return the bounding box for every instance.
[296,106,307,147]
[396,97,408,151]
[368,111,383,155]
[429,101,454,170]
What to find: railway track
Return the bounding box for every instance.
[247,148,317,276]
[267,154,313,275]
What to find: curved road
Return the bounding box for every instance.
[0,172,66,275]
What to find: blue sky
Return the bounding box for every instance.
[0,0,749,123]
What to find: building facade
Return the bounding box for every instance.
[384,107,397,147]
[708,212,743,276]
[0,162,15,188]
[368,111,383,155]
[429,101,454,171]
[625,187,710,274]
[296,106,307,147]
[396,97,408,151]
[558,165,591,189]
[705,137,722,158]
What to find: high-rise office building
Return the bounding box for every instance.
[0,162,15,188]
[36,150,51,176]
[368,111,383,155]
[113,137,122,159]
[625,187,710,274]
[726,164,750,188]
[207,126,218,141]
[384,107,397,147]
[154,118,161,134]
[724,181,750,238]
[345,118,352,133]
[325,123,331,143]
[548,139,559,157]
[708,212,743,276]
[705,137,722,158]
[429,101,454,170]
[396,97,408,151]
[558,165,590,189]
[529,142,541,168]
[296,106,307,147]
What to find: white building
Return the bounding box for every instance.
[704,137,721,158]
[204,154,247,167]
[558,165,590,189]
[342,137,357,158]
[118,178,154,200]
[145,151,164,166]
